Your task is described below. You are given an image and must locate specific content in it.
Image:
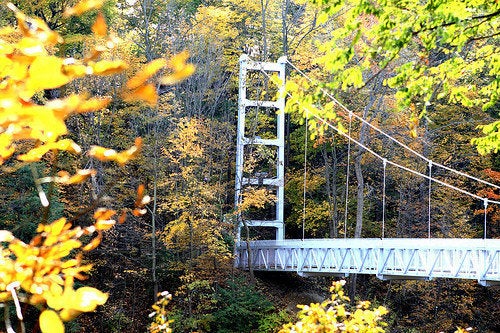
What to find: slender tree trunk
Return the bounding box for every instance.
[260,0,269,60]
[322,141,339,238]
[242,218,256,284]
[350,83,381,300]
[151,122,159,302]
[281,0,289,57]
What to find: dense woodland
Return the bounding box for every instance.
[2,0,500,332]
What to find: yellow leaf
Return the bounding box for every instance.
[90,60,128,75]
[160,51,195,85]
[91,12,107,37]
[168,50,190,71]
[8,4,61,44]
[126,58,167,90]
[62,63,89,78]
[123,84,158,106]
[39,310,64,333]
[73,287,108,312]
[16,37,47,56]
[17,139,81,162]
[88,146,117,160]
[0,27,16,36]
[0,230,14,242]
[64,0,104,17]
[95,220,115,230]
[59,308,81,322]
[27,56,70,92]
[50,218,67,236]
[61,258,79,268]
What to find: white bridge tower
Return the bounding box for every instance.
[235,54,287,241]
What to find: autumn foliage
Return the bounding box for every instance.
[0,0,193,332]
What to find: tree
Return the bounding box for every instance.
[305,0,500,153]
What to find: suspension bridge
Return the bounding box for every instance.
[233,54,500,287]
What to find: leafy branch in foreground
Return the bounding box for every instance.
[0,0,194,332]
[279,280,388,333]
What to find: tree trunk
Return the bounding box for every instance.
[242,218,256,284]
[260,0,269,61]
[281,0,289,57]
[322,140,339,238]
[350,83,382,299]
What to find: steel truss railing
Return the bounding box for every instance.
[235,238,500,286]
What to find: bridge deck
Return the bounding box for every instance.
[235,238,500,286]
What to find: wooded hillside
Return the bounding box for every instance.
[1,0,500,332]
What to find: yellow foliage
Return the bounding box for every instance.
[236,187,276,214]
[0,217,111,325]
[0,2,193,166]
[149,291,173,333]
[280,280,388,333]
[193,6,239,42]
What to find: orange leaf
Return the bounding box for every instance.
[82,234,101,251]
[94,208,116,221]
[132,208,147,216]
[126,58,167,90]
[88,138,141,165]
[123,84,158,106]
[136,184,145,202]
[118,210,127,224]
[57,169,96,185]
[64,0,104,17]
[76,96,112,113]
[91,12,107,37]
[160,51,195,85]
[161,64,195,85]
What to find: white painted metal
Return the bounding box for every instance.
[234,238,500,286]
[235,54,287,241]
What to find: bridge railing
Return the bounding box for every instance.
[235,238,500,286]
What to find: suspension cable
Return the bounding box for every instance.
[427,161,432,238]
[302,116,308,241]
[285,58,500,192]
[382,159,387,239]
[254,62,500,226]
[484,199,489,239]
[344,112,353,238]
